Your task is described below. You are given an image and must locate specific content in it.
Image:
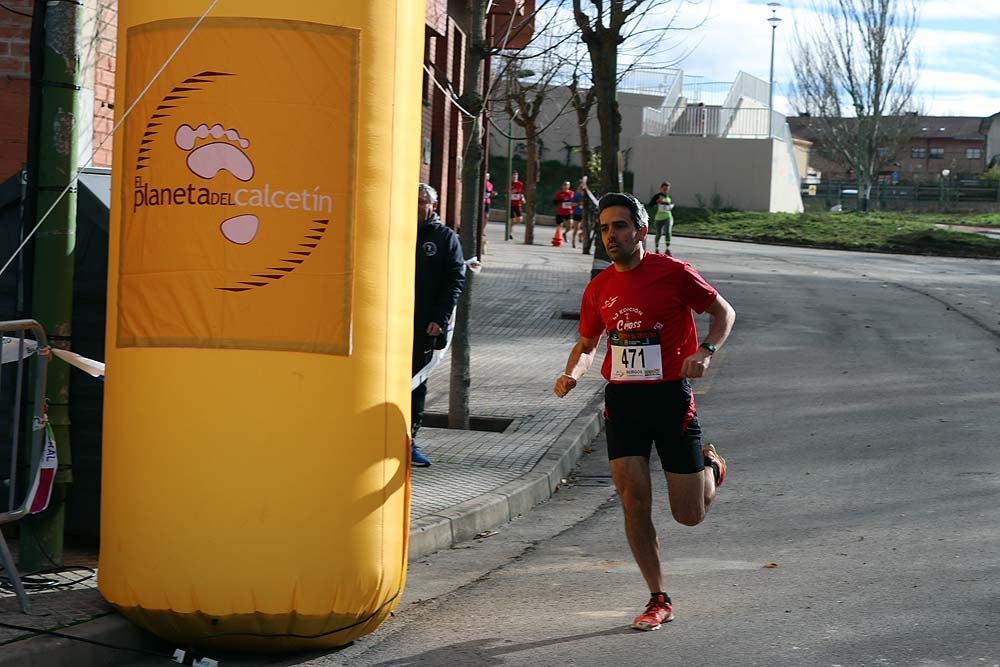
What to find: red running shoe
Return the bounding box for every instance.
[631,593,674,631]
[704,443,727,487]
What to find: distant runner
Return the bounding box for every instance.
[553,180,575,240]
[570,181,584,248]
[508,171,524,240]
[646,182,674,255]
[483,172,495,221]
[554,192,736,632]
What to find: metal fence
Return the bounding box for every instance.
[803,179,1000,211]
[643,106,774,139]
[0,320,50,612]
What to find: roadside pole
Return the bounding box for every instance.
[19,0,84,572]
[505,113,513,242]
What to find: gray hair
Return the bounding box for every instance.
[418,182,438,204]
[598,192,649,230]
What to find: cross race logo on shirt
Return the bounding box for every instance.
[611,306,644,330]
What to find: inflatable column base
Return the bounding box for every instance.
[115,599,399,653]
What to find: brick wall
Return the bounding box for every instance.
[91,1,117,168]
[422,11,468,231]
[0,0,32,181]
[0,1,119,179]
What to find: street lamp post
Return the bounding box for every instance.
[767,2,782,139]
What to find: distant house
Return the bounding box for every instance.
[788,114,992,183]
[982,112,1000,169]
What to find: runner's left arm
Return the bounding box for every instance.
[680,294,736,378]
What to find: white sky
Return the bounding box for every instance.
[639,0,1000,117]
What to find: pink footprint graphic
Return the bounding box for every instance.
[220,214,259,245]
[175,123,259,244]
[175,123,255,181]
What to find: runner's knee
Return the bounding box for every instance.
[671,505,705,527]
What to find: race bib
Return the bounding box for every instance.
[658,203,671,213]
[511,192,522,202]
[559,201,573,212]
[609,330,663,381]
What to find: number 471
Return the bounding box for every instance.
[621,347,645,368]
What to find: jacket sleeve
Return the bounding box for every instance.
[647,193,661,207]
[432,230,466,326]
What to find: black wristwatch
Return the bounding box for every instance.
[699,342,717,355]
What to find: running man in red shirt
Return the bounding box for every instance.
[553,180,575,239]
[508,171,524,240]
[553,192,736,632]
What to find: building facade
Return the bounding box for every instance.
[788,115,992,183]
[0,0,116,183]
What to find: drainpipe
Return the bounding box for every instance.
[19,0,84,572]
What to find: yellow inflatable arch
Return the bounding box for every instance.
[98,1,424,651]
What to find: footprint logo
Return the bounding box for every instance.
[175,123,259,245]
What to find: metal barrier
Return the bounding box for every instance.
[0,319,50,613]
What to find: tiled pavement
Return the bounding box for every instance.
[0,219,608,664]
[401,220,608,555]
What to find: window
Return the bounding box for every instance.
[929,147,944,159]
[911,146,926,159]
[966,148,983,159]
[877,147,892,158]
[422,30,434,105]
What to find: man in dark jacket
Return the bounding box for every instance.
[412,183,466,466]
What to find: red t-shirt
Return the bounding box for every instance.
[510,181,524,204]
[554,189,574,214]
[579,253,718,383]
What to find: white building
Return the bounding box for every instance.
[489,68,804,213]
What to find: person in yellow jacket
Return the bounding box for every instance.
[646,182,674,255]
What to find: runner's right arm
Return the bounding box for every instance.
[554,334,601,397]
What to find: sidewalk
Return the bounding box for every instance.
[0,219,607,666]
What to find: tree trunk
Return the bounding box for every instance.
[448,0,487,430]
[523,122,538,245]
[573,92,594,255]
[587,40,618,276]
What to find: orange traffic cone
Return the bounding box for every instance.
[551,225,564,247]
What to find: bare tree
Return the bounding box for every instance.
[566,67,598,254]
[791,0,923,211]
[444,0,576,424]
[502,57,568,245]
[571,0,697,275]
[447,0,489,429]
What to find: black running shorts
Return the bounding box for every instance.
[604,380,705,474]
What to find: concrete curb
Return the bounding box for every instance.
[408,390,604,561]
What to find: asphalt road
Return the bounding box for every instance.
[125,239,1000,667]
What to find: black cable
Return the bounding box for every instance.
[0,620,173,660]
[0,2,31,18]
[0,566,96,593]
